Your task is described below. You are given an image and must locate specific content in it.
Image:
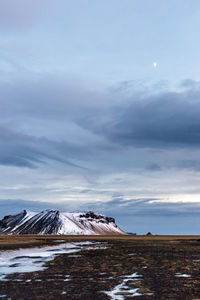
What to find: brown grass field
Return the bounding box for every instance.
[1,234,200,248]
[1,235,200,299]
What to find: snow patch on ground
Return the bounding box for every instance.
[104,273,142,300]
[64,275,71,282]
[103,273,142,299]
[193,259,200,262]
[61,291,67,295]
[175,273,191,278]
[0,241,97,281]
[103,272,153,299]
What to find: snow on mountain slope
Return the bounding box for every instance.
[0,210,125,235]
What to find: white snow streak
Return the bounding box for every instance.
[103,272,153,299]
[175,273,191,278]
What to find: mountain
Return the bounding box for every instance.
[0,209,125,235]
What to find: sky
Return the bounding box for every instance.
[1,0,200,234]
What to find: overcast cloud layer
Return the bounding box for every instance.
[1,0,200,233]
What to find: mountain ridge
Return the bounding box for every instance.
[0,209,125,235]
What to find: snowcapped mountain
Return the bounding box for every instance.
[0,210,125,235]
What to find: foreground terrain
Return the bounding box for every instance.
[1,235,200,299]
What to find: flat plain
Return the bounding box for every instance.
[1,235,200,299]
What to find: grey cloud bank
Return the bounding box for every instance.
[0,75,200,169]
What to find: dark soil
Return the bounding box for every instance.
[1,238,200,299]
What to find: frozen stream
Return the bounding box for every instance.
[0,241,95,281]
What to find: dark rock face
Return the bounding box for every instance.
[0,209,125,235]
[0,210,58,234]
[0,210,27,230]
[16,210,62,235]
[79,211,115,224]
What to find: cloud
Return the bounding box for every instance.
[0,74,118,170]
[1,74,200,173]
[0,0,52,31]
[81,197,200,217]
[95,88,200,148]
[0,199,71,219]
[145,163,162,171]
[0,124,87,169]
[180,79,200,90]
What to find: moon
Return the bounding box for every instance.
[153,62,158,68]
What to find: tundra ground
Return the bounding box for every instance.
[1,236,200,299]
